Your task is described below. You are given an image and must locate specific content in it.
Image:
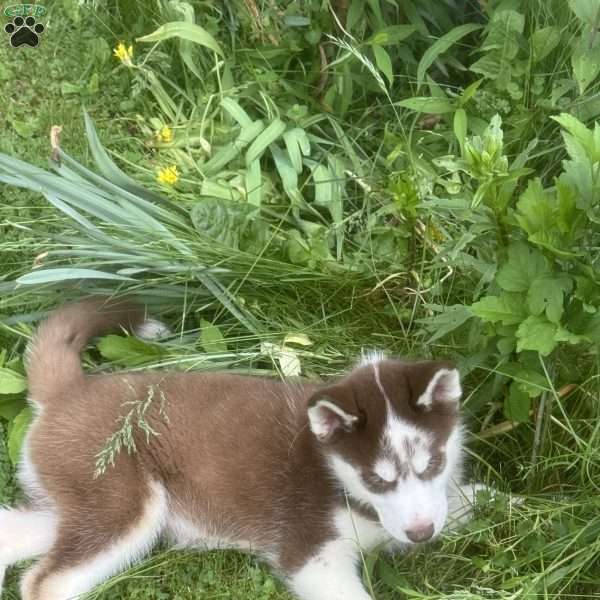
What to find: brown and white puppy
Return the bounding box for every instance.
[0,299,479,600]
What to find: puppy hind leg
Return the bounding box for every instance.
[21,483,167,600]
[0,507,57,594]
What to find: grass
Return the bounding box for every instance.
[1,0,600,598]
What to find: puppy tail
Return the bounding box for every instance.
[26,298,146,403]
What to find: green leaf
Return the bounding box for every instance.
[417,23,482,89]
[137,22,224,57]
[8,406,33,465]
[516,316,558,355]
[200,320,228,353]
[397,97,455,114]
[190,198,264,252]
[571,35,600,95]
[527,275,573,323]
[373,45,393,86]
[471,294,526,325]
[97,335,165,367]
[245,119,286,165]
[568,0,600,25]
[504,382,531,422]
[453,108,468,153]
[0,367,27,394]
[17,268,134,285]
[497,363,549,398]
[419,304,474,343]
[496,243,548,293]
[368,25,417,46]
[0,396,26,420]
[531,26,561,63]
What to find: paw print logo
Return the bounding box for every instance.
[4,16,45,48]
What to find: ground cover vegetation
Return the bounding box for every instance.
[0,0,599,597]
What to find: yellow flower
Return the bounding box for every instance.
[114,42,134,66]
[157,165,180,186]
[157,125,173,144]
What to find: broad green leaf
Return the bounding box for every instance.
[568,0,600,25]
[527,275,573,323]
[17,268,133,285]
[246,119,286,165]
[137,22,223,57]
[200,320,228,353]
[497,363,550,398]
[417,24,482,88]
[516,316,558,355]
[283,128,310,174]
[504,382,531,422]
[397,97,455,114]
[471,294,526,325]
[373,45,393,86]
[97,335,165,366]
[0,396,26,421]
[220,98,253,128]
[419,304,474,343]
[271,144,300,204]
[470,10,524,89]
[571,35,600,95]
[368,25,417,46]
[8,406,33,465]
[496,243,548,293]
[0,367,27,394]
[531,26,561,63]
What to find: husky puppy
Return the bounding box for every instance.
[0,299,479,600]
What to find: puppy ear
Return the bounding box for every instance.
[307,383,365,442]
[405,362,462,411]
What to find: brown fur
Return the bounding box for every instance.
[11,299,460,598]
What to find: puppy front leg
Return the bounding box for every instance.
[289,540,373,600]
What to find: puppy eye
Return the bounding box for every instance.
[420,456,445,478]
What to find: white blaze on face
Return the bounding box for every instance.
[327,359,463,545]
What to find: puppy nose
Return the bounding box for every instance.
[405,523,434,543]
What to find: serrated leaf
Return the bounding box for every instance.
[200,320,228,353]
[8,406,33,465]
[373,45,393,86]
[504,382,531,422]
[417,23,482,89]
[97,335,165,367]
[0,367,27,394]
[471,294,526,325]
[527,275,573,323]
[496,243,548,292]
[516,316,558,355]
[137,22,223,56]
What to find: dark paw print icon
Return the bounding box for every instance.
[4,16,45,48]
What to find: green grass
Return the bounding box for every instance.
[1,0,600,598]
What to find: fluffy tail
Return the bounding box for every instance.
[26,298,146,403]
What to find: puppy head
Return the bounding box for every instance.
[307,355,462,544]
